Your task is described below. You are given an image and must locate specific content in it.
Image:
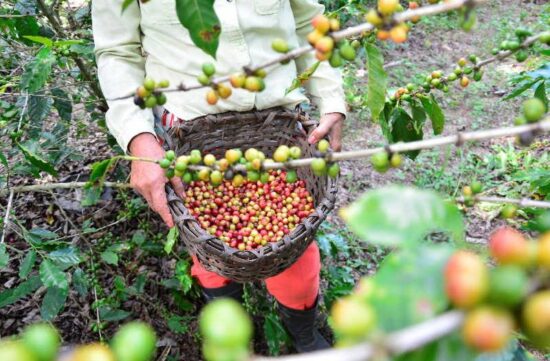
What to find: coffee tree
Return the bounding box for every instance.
[1,0,550,360]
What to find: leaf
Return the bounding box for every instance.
[26,228,58,244]
[167,315,190,334]
[17,142,57,176]
[534,80,548,112]
[0,244,9,269]
[51,88,72,122]
[72,268,89,296]
[99,307,131,321]
[165,227,179,254]
[132,230,146,246]
[342,186,464,247]
[19,250,36,278]
[175,0,220,58]
[40,286,68,321]
[100,250,118,265]
[175,259,193,294]
[285,61,321,95]
[121,0,136,13]
[390,107,423,159]
[22,35,53,47]
[89,158,114,184]
[369,244,453,332]
[27,94,53,136]
[503,78,542,100]
[366,43,387,121]
[264,312,290,356]
[378,102,395,142]
[20,47,56,92]
[48,247,82,269]
[0,275,42,308]
[0,151,7,168]
[39,260,68,290]
[420,95,445,135]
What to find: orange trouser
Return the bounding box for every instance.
[191,243,321,310]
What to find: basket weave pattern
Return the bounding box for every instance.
[163,107,337,282]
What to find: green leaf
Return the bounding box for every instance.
[72,268,89,296]
[100,250,118,265]
[175,259,193,294]
[175,0,220,58]
[22,35,53,47]
[534,80,548,112]
[51,88,72,122]
[89,158,114,184]
[48,247,82,269]
[420,95,445,135]
[0,244,9,269]
[285,61,320,95]
[16,142,57,176]
[366,43,387,121]
[27,94,53,135]
[121,0,136,13]
[165,227,179,254]
[39,260,68,290]
[264,312,290,356]
[40,286,68,321]
[503,78,542,100]
[20,47,56,92]
[378,102,395,142]
[390,107,423,159]
[19,250,37,278]
[99,307,131,321]
[167,315,190,334]
[0,275,42,308]
[342,186,464,247]
[0,151,8,168]
[369,244,453,332]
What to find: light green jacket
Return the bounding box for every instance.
[92,0,347,152]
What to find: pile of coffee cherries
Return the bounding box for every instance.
[184,170,315,251]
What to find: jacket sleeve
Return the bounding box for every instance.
[92,0,155,153]
[290,0,347,117]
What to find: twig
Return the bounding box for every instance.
[0,14,37,18]
[0,190,15,244]
[109,0,487,101]
[456,195,550,209]
[0,181,131,197]
[251,311,464,361]
[17,92,29,131]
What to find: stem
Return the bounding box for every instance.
[456,195,550,209]
[108,0,488,101]
[0,181,131,197]
[0,190,14,244]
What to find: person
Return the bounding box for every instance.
[92,0,346,352]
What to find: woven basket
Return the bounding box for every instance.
[162,107,337,282]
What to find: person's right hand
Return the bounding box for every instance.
[128,133,185,227]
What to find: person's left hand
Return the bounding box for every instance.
[307,112,345,151]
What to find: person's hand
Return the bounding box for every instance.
[128,133,185,227]
[307,112,345,151]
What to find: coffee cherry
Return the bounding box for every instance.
[317,139,330,153]
[144,77,156,91]
[217,158,229,172]
[390,153,402,168]
[156,93,167,106]
[210,170,223,186]
[489,227,533,266]
[365,9,383,26]
[311,14,330,34]
[447,73,458,81]
[165,168,175,179]
[232,174,244,187]
[159,159,171,169]
[158,79,170,88]
[473,70,483,81]
[200,299,252,348]
[72,343,116,361]
[537,232,550,269]
[198,73,210,86]
[137,86,149,98]
[378,0,399,15]
[244,76,265,92]
[111,322,157,361]
[245,148,260,162]
[273,145,290,162]
[286,170,298,183]
[500,204,517,219]
[272,38,289,53]
[198,168,210,181]
[289,146,302,159]
[371,152,390,173]
[331,295,376,341]
[202,63,216,77]
[329,51,343,68]
[307,29,324,46]
[487,265,528,307]
[190,149,202,164]
[462,307,514,352]
[515,50,528,63]
[165,150,176,161]
[539,31,550,45]
[175,159,187,172]
[522,98,546,123]
[457,58,467,67]
[315,50,332,61]
[311,158,327,175]
[522,291,550,348]
[339,42,356,61]
[390,25,408,43]
[376,29,391,41]
[460,76,470,88]
[217,84,232,99]
[229,74,246,88]
[445,251,488,308]
[327,163,340,178]
[22,323,60,361]
[246,170,259,182]
[225,149,242,164]
[315,36,335,53]
[260,172,270,184]
[206,89,218,105]
[251,158,262,170]
[470,180,482,194]
[203,154,216,166]
[145,96,157,108]
[462,185,473,197]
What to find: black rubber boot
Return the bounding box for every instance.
[201,282,244,303]
[277,298,330,353]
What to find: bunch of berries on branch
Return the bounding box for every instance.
[133,78,170,109]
